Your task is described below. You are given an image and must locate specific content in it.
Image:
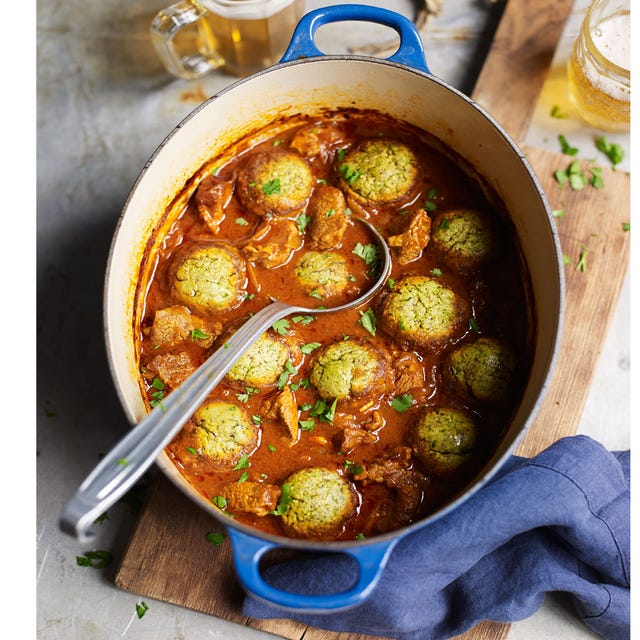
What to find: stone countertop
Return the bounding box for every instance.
[36,1,629,638]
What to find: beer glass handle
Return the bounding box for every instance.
[150,1,224,80]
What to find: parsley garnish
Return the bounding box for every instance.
[299,419,315,431]
[344,460,364,475]
[149,377,166,408]
[550,105,568,118]
[235,217,249,226]
[212,495,228,509]
[353,242,380,267]
[76,550,113,569]
[296,212,311,233]
[276,360,297,390]
[358,308,376,336]
[233,454,250,470]
[271,318,290,335]
[261,178,281,195]
[190,328,210,341]
[309,398,338,423]
[558,134,579,156]
[136,601,149,619]
[301,342,321,354]
[576,246,589,272]
[340,164,362,185]
[272,483,292,516]
[595,136,624,166]
[391,394,413,413]
[205,531,226,547]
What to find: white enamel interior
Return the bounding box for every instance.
[104,57,564,540]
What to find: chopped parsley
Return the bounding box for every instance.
[552,209,565,218]
[296,212,311,233]
[272,482,292,516]
[301,342,321,355]
[76,550,113,569]
[595,136,624,166]
[550,104,569,118]
[190,328,210,341]
[271,318,290,335]
[299,419,315,431]
[205,531,226,547]
[292,314,315,325]
[276,360,297,390]
[261,178,281,195]
[353,242,380,267]
[136,601,149,619]
[430,267,442,276]
[149,377,166,409]
[235,217,249,226]
[576,246,589,272]
[309,398,338,423]
[340,163,362,185]
[469,318,481,333]
[558,134,579,156]
[211,495,228,509]
[233,454,250,470]
[358,308,376,336]
[185,446,197,455]
[344,460,363,475]
[554,160,604,191]
[622,222,630,231]
[391,394,413,413]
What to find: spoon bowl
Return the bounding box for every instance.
[60,219,391,543]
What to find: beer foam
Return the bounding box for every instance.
[201,0,297,20]
[581,11,630,101]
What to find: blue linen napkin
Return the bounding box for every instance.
[243,435,630,640]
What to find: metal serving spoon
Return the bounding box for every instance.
[60,220,391,543]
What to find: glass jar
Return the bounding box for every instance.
[566,0,630,132]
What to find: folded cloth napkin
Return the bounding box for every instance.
[243,435,630,640]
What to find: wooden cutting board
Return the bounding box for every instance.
[115,1,630,639]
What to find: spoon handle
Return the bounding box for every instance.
[60,300,297,543]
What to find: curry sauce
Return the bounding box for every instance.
[135,109,532,541]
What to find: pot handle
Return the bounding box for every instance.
[227,528,398,612]
[280,4,430,74]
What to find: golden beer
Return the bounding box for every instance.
[567,0,630,132]
[197,0,304,77]
[152,0,304,80]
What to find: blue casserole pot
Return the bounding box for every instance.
[98,4,564,613]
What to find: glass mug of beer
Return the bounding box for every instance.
[151,0,304,79]
[566,0,630,132]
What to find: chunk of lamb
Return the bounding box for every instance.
[393,352,425,395]
[242,219,302,268]
[150,305,221,349]
[387,208,432,264]
[306,185,348,250]
[290,122,347,162]
[338,410,383,452]
[356,446,428,530]
[264,386,299,442]
[147,351,196,389]
[195,174,233,234]
[222,481,281,517]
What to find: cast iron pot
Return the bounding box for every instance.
[102,5,564,613]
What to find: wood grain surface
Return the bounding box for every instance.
[115,1,630,639]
